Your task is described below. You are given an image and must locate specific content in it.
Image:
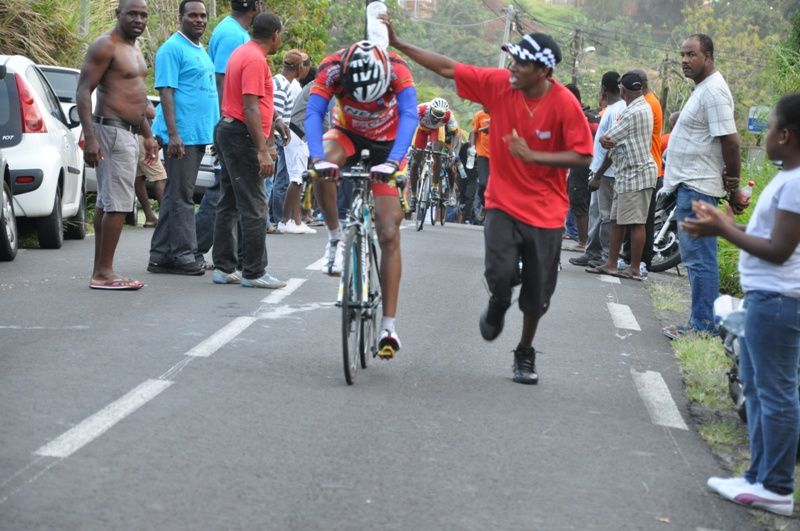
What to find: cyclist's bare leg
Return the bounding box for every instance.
[373,195,404,318]
[430,141,443,189]
[315,139,348,231]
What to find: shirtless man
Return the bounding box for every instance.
[77,0,158,290]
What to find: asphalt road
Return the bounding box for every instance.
[0,221,762,530]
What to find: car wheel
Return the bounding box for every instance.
[64,183,87,240]
[37,187,64,249]
[0,181,18,261]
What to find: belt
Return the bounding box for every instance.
[289,123,305,141]
[93,115,138,133]
[222,116,237,123]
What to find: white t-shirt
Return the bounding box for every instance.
[663,71,737,198]
[739,166,800,297]
[589,99,626,178]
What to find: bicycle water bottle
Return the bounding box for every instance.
[366,1,389,50]
[466,146,476,169]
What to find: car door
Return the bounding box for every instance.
[25,65,83,212]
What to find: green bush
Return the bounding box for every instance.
[717,161,778,295]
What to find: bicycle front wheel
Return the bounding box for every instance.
[341,225,362,385]
[360,236,382,367]
[415,172,430,231]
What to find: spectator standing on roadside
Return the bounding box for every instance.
[211,13,286,289]
[148,0,219,276]
[385,19,593,384]
[683,93,800,517]
[564,83,597,252]
[196,0,262,261]
[469,106,490,225]
[135,100,167,228]
[570,71,623,269]
[77,0,159,290]
[661,33,742,339]
[586,72,657,281]
[271,49,307,232]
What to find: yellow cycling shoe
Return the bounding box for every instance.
[377,329,401,359]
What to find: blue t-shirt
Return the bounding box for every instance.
[208,16,250,74]
[152,32,219,146]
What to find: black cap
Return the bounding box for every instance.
[620,72,643,91]
[501,33,562,68]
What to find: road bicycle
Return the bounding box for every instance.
[413,146,448,231]
[305,150,406,385]
[428,159,458,227]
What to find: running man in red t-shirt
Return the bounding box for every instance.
[304,40,418,359]
[383,18,593,384]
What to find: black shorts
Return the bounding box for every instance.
[325,127,392,168]
[484,209,562,319]
[568,166,591,217]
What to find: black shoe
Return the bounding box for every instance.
[513,346,539,385]
[147,260,205,276]
[587,258,604,268]
[479,296,510,341]
[569,255,592,266]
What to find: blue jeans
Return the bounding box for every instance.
[195,167,220,256]
[676,184,719,332]
[270,144,289,224]
[564,210,578,239]
[741,291,800,494]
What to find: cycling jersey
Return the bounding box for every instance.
[305,48,417,164]
[417,103,458,132]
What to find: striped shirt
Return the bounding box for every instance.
[662,71,736,198]
[605,95,657,193]
[273,74,301,123]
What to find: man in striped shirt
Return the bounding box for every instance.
[270,49,306,230]
[587,71,657,281]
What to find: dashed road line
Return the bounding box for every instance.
[306,257,326,271]
[599,275,621,284]
[607,302,641,331]
[631,369,689,430]
[261,278,306,304]
[34,379,174,458]
[185,316,257,358]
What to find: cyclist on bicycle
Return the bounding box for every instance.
[408,98,459,208]
[305,40,418,358]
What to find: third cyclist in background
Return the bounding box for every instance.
[408,98,459,209]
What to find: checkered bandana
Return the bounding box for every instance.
[502,33,562,68]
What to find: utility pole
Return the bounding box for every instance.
[78,0,90,39]
[570,29,582,85]
[498,5,515,68]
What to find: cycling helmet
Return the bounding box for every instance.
[340,41,392,103]
[429,97,449,119]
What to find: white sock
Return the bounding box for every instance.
[381,317,396,333]
[328,227,343,242]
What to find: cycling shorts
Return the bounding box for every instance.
[324,127,400,197]
[413,126,446,150]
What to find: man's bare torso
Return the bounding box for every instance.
[95,31,149,127]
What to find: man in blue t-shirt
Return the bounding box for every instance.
[196,0,261,264]
[148,0,219,276]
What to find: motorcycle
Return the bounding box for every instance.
[649,189,681,272]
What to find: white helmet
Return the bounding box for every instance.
[341,41,392,103]
[429,97,449,119]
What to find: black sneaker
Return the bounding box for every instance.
[568,255,591,267]
[513,346,539,385]
[147,260,205,276]
[479,296,510,341]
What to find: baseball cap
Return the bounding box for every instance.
[620,72,643,91]
[501,33,562,68]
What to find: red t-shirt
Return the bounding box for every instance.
[454,63,594,228]
[221,41,274,137]
[311,50,414,142]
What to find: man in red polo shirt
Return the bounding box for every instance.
[211,12,286,289]
[384,18,593,384]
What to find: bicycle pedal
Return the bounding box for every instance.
[377,346,397,359]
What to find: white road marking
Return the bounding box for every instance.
[261,278,306,304]
[600,275,621,284]
[306,257,326,271]
[607,302,641,331]
[185,316,256,357]
[631,369,688,430]
[34,379,174,458]
[257,302,334,320]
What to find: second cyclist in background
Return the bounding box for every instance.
[408,98,459,209]
[304,40,418,358]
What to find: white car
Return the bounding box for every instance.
[0,55,86,249]
[0,146,17,260]
[37,65,215,206]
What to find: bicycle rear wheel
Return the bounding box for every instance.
[341,225,362,385]
[415,171,430,231]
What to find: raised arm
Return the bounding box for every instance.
[382,15,456,79]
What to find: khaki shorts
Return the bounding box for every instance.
[610,188,653,225]
[136,135,167,182]
[94,123,138,213]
